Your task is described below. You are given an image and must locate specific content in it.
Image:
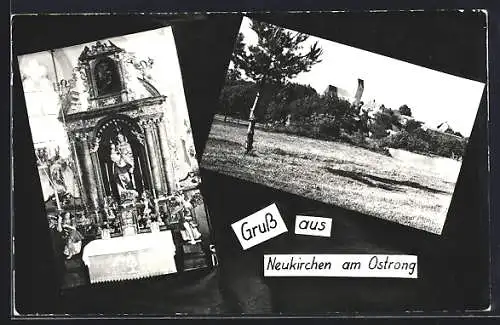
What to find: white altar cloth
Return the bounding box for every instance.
[82,231,177,283]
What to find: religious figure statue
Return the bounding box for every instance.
[103,199,116,221]
[209,244,218,267]
[110,133,136,196]
[49,161,67,194]
[178,192,202,245]
[137,191,152,230]
[57,212,84,259]
[141,191,152,218]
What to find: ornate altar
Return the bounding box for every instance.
[59,40,181,235]
[21,32,215,289]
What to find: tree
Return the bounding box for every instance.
[275,83,317,107]
[233,20,323,153]
[219,81,257,121]
[404,119,424,133]
[370,108,397,139]
[288,93,323,122]
[398,104,412,117]
[226,68,243,85]
[225,33,246,84]
[266,83,318,122]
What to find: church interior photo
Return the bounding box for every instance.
[19,29,217,289]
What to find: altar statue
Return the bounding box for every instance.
[57,212,84,259]
[141,191,152,218]
[110,133,136,196]
[178,192,202,245]
[137,191,152,230]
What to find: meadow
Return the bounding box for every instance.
[201,120,462,235]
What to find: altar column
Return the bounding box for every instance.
[90,150,105,205]
[143,120,163,197]
[157,117,177,195]
[152,121,168,196]
[68,134,88,209]
[79,134,99,209]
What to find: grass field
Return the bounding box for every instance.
[201,120,463,235]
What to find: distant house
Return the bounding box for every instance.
[326,79,365,107]
[436,121,452,133]
[422,121,464,140]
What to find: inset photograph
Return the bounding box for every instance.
[17,27,217,289]
[201,16,485,235]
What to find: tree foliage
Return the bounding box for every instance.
[404,119,424,133]
[233,21,323,86]
[369,110,393,139]
[398,104,412,117]
[218,20,467,159]
[226,32,246,83]
[275,83,318,106]
[218,80,257,119]
[265,83,318,121]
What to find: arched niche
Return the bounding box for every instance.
[93,114,151,203]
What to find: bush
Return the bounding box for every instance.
[404,120,423,133]
[311,113,341,139]
[379,129,467,158]
[379,131,430,153]
[318,121,341,139]
[339,131,390,156]
[427,131,467,158]
[265,100,288,122]
[265,112,341,141]
[219,81,257,119]
[369,111,393,139]
[399,104,412,117]
[370,123,389,139]
[288,95,324,122]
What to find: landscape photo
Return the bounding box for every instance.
[201,16,485,235]
[18,27,217,290]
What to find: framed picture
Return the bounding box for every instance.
[17,25,217,290]
[201,15,486,236]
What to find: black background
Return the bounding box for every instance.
[10,10,494,316]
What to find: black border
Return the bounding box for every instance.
[7,2,500,321]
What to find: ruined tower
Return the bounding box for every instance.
[352,78,364,107]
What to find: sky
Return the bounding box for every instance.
[236,16,485,137]
[18,26,192,160]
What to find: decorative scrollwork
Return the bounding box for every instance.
[96,95,121,107]
[90,137,101,153]
[130,129,145,145]
[189,190,204,207]
[139,117,160,130]
[79,41,124,61]
[74,131,91,141]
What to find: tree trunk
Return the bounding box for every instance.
[225,106,232,123]
[245,91,260,154]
